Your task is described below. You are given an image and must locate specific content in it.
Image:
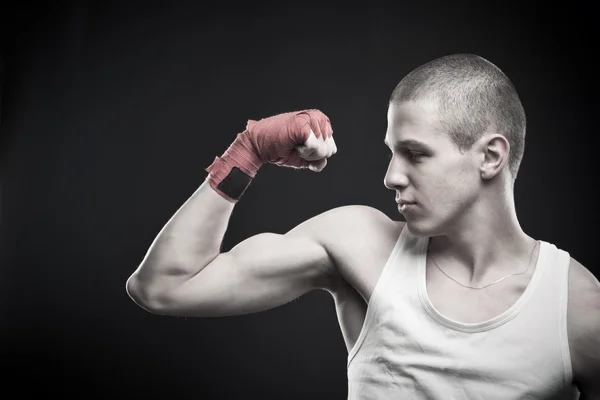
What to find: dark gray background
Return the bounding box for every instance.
[1,1,597,398]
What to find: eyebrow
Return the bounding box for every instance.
[384,138,433,151]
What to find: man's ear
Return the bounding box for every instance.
[479,134,510,180]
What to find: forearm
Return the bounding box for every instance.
[128,180,234,295]
[126,109,334,312]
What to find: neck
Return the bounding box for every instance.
[428,183,537,286]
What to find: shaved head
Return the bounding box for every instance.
[389,54,526,181]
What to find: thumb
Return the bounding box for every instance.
[273,151,310,169]
[308,158,327,172]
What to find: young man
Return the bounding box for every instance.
[126,54,599,399]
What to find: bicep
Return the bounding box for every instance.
[155,232,335,317]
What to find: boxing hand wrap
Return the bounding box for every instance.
[205,110,332,203]
[205,131,264,203]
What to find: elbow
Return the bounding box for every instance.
[125,274,171,315]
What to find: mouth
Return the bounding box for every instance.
[397,202,416,213]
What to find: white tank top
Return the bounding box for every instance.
[347,225,581,399]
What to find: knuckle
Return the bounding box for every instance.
[298,146,315,157]
[316,145,328,157]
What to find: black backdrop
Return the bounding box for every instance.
[1,1,598,398]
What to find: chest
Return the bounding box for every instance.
[329,223,583,390]
[424,260,535,324]
[331,225,530,325]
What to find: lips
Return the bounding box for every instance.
[398,203,414,214]
[396,198,416,215]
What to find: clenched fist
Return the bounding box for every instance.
[205,109,338,203]
[243,109,337,172]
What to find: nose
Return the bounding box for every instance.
[384,157,410,191]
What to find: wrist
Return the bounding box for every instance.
[204,132,264,203]
[224,131,264,176]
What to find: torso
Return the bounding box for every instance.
[424,243,539,324]
[321,206,585,388]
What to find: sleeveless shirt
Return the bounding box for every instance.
[347,225,580,399]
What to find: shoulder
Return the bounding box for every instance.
[314,204,404,241]
[295,204,403,235]
[319,204,393,220]
[286,204,405,260]
[310,205,405,286]
[289,204,404,277]
[568,257,599,325]
[286,204,405,261]
[567,256,600,394]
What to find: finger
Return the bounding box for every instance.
[310,109,332,138]
[324,135,336,158]
[322,116,333,139]
[274,150,309,169]
[297,129,328,160]
[309,112,324,139]
[308,158,327,172]
[291,112,313,144]
[297,111,323,140]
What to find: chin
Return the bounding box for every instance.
[404,219,438,238]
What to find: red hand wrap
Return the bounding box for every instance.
[205,110,331,203]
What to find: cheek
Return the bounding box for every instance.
[422,162,473,206]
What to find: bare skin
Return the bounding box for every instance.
[126,100,600,398]
[319,210,599,399]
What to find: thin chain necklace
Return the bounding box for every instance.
[429,240,539,290]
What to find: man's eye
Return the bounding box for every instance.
[409,151,424,160]
[387,150,425,161]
